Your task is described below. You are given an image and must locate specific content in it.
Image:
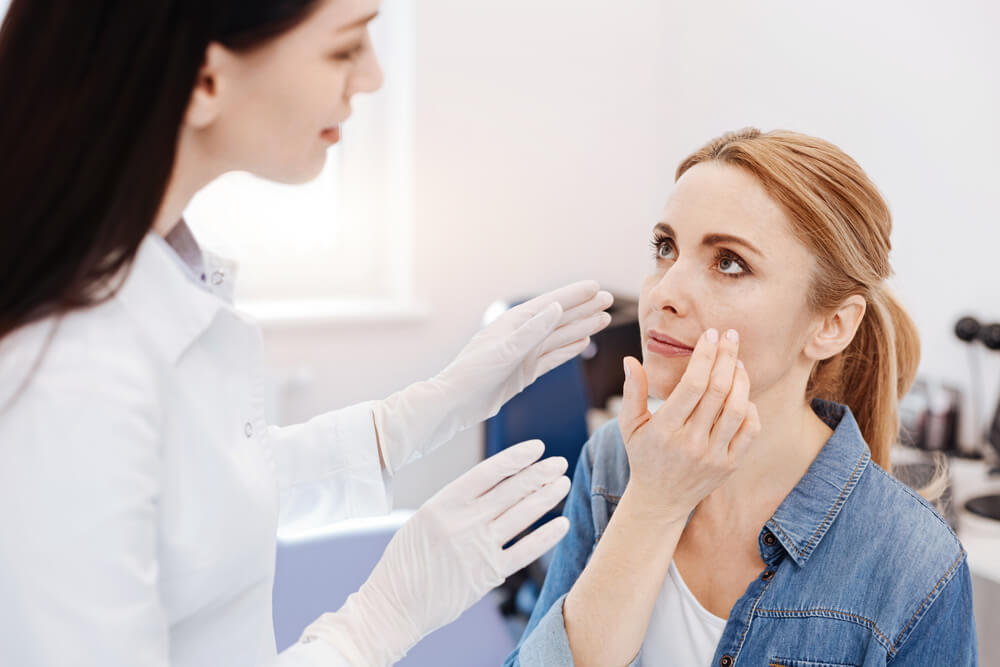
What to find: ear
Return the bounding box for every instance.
[185,42,231,129]
[804,294,866,362]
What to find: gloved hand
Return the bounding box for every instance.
[297,439,572,666]
[374,280,613,473]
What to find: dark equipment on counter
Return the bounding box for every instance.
[954,315,1000,522]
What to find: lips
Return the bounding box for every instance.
[648,329,694,350]
[320,126,341,143]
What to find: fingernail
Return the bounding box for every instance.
[623,359,631,380]
[706,328,719,343]
[726,329,739,342]
[737,359,745,369]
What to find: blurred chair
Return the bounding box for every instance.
[273,510,516,666]
[484,355,591,497]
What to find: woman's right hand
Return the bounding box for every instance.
[618,328,761,524]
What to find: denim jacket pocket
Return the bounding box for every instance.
[769,659,860,667]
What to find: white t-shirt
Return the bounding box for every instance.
[640,559,727,666]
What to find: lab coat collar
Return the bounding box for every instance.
[115,230,238,365]
[764,399,872,567]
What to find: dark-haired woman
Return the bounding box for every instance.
[0,1,613,664]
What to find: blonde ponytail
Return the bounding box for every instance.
[815,287,948,503]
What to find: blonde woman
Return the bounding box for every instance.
[506,129,976,666]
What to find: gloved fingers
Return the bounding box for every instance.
[500,301,563,359]
[474,455,568,518]
[514,280,601,318]
[491,475,571,545]
[499,515,571,575]
[539,311,612,357]
[486,282,603,339]
[555,290,613,329]
[445,439,546,499]
[535,337,591,377]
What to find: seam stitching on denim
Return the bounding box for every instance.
[801,451,868,554]
[754,607,891,652]
[890,549,965,652]
[732,577,773,660]
[771,450,867,559]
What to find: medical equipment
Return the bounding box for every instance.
[953,315,1000,525]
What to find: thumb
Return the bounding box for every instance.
[618,356,651,441]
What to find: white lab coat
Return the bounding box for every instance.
[0,230,391,666]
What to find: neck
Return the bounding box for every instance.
[692,372,833,533]
[151,129,225,239]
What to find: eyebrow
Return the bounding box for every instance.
[653,222,764,258]
[338,11,379,33]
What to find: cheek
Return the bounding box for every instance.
[238,68,345,179]
[639,289,782,400]
[735,306,813,397]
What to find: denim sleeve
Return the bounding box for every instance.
[503,443,595,667]
[889,558,978,665]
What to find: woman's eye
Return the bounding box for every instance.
[331,44,364,61]
[717,252,748,276]
[650,237,676,261]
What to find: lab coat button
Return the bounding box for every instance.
[211,269,225,285]
[244,421,254,438]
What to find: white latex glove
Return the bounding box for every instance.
[374,280,613,473]
[297,439,571,666]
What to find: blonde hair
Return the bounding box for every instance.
[677,128,946,502]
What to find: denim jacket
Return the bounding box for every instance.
[505,399,977,666]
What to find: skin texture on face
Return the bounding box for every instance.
[638,161,823,404]
[187,0,384,184]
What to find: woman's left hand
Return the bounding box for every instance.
[374,280,613,473]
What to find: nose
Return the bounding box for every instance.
[646,259,697,317]
[347,35,384,97]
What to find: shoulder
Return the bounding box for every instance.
[0,300,162,417]
[851,459,964,569]
[830,458,968,650]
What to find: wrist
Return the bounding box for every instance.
[377,375,462,473]
[304,582,420,667]
[618,484,692,529]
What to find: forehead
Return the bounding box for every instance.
[662,161,791,246]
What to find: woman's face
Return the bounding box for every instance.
[203,0,384,184]
[638,161,821,402]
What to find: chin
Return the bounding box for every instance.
[282,162,326,185]
[252,152,327,185]
[642,363,682,401]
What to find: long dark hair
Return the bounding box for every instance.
[0,0,322,341]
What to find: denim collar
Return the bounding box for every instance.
[763,399,871,568]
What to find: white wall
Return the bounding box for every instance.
[261,0,1000,508]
